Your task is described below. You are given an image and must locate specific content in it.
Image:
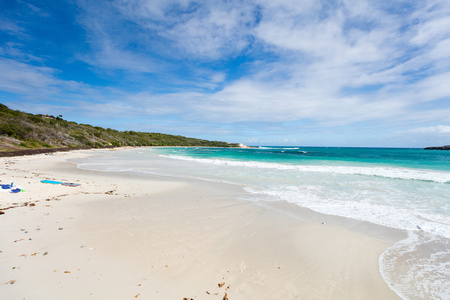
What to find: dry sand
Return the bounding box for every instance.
[0,149,402,299]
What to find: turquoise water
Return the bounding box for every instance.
[160,146,450,171]
[74,146,450,299]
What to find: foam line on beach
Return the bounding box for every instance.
[160,154,450,183]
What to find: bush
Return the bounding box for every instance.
[0,123,32,140]
[40,142,53,148]
[19,142,33,148]
[0,123,18,136]
[28,115,43,124]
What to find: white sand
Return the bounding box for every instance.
[0,149,401,299]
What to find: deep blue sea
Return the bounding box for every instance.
[75,146,450,299]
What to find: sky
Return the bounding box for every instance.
[1,0,450,147]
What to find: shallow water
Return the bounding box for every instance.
[74,146,450,299]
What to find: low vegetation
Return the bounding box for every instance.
[0,103,239,152]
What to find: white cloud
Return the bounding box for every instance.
[428,38,450,63]
[410,0,450,46]
[160,2,256,59]
[0,17,26,37]
[209,72,226,83]
[77,0,258,70]
[413,72,450,101]
[0,58,60,94]
[406,125,450,134]
[0,42,44,63]
[80,38,163,73]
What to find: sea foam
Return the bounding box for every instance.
[160,155,450,183]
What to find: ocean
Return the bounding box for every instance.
[74,146,450,299]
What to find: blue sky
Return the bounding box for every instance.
[1,0,450,147]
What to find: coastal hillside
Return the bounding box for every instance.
[0,103,238,152]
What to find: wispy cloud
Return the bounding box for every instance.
[0,58,60,95]
[404,125,450,134]
[0,17,27,37]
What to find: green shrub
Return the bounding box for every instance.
[28,115,43,123]
[0,123,32,140]
[19,142,33,148]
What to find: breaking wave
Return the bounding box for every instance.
[160,155,450,184]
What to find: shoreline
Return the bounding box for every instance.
[0,144,249,158]
[1,149,402,299]
[0,146,106,158]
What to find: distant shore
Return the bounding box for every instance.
[0,149,401,299]
[424,145,450,150]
